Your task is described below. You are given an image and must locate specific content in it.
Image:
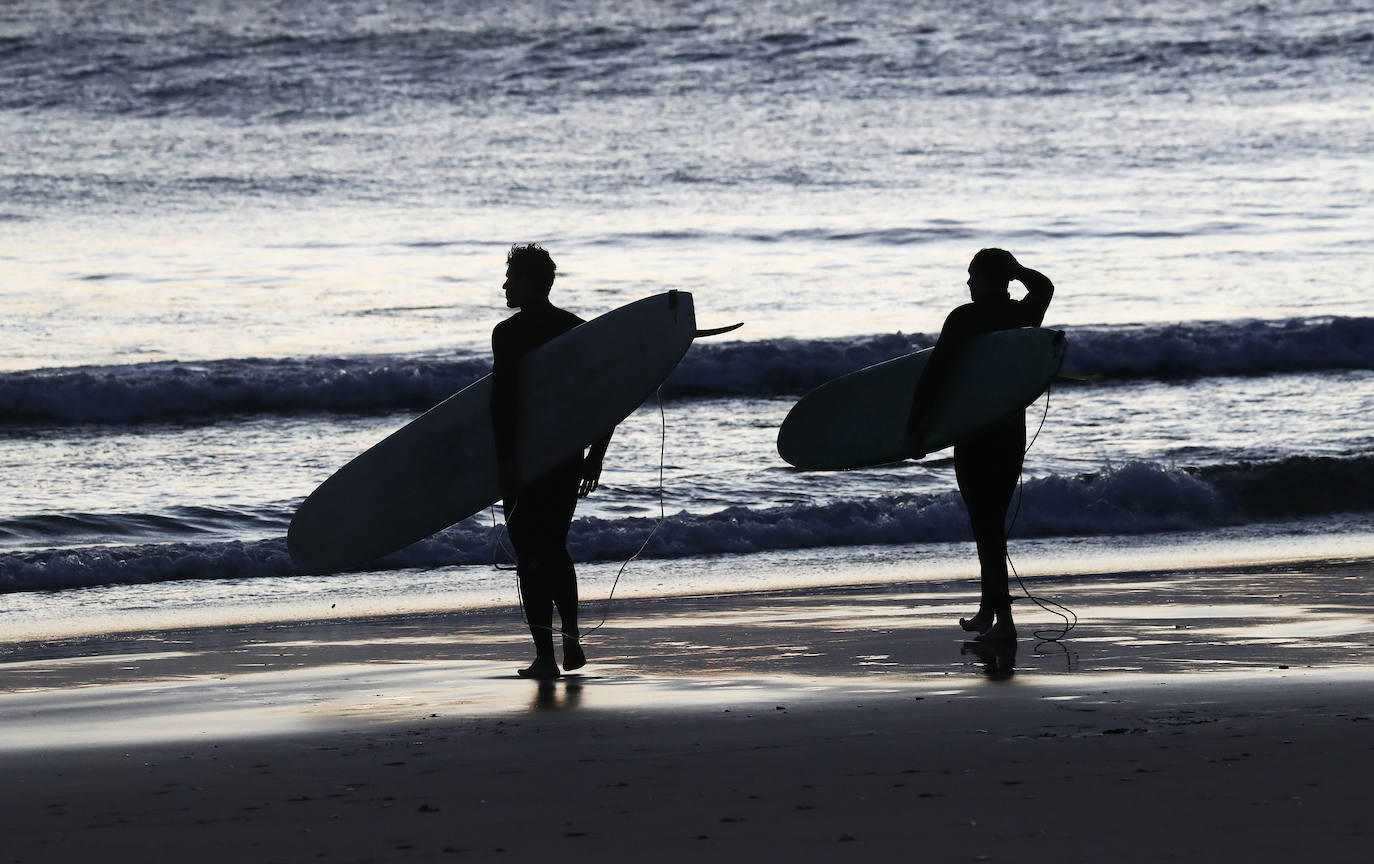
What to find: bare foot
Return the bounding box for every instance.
[517,655,560,679]
[562,637,587,672]
[973,609,1017,643]
[959,607,994,634]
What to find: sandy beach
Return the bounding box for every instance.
[4,556,1372,862]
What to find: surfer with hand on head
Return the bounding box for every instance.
[907,249,1054,643]
[492,244,613,679]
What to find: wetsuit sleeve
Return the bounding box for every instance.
[906,305,976,434]
[1014,267,1054,326]
[490,321,519,462]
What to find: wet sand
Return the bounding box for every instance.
[3,557,1373,861]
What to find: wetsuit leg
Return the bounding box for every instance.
[953,418,1026,609]
[506,458,583,655]
[540,459,582,641]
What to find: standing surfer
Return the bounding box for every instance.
[907,249,1055,642]
[492,244,613,679]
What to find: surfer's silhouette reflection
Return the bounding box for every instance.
[492,244,614,680]
[532,677,585,710]
[962,639,1017,681]
[907,249,1055,643]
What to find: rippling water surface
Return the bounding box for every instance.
[2,0,1371,601]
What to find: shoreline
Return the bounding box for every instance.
[5,555,1371,736]
[5,520,1374,645]
[4,553,1373,861]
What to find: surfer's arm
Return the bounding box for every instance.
[906,306,973,441]
[1014,266,1055,326]
[491,321,522,497]
[580,429,614,498]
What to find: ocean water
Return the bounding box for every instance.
[2,0,1373,623]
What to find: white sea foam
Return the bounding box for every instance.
[3,457,1368,593]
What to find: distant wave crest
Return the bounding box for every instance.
[3,317,1371,424]
[0,354,488,424]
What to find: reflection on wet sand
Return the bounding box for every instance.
[962,639,1018,681]
[533,676,584,711]
[2,561,1372,749]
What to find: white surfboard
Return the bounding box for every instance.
[288,291,701,573]
[777,328,1066,470]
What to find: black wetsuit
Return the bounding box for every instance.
[907,272,1054,609]
[491,303,586,655]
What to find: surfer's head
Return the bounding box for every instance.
[967,248,1019,302]
[504,243,557,308]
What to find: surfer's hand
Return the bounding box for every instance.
[579,456,604,498]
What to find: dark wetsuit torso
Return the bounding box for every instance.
[907,272,1054,608]
[491,303,585,468]
[491,303,585,655]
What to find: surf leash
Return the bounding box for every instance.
[579,386,668,638]
[1005,383,1079,642]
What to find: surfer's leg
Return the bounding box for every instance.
[550,551,585,670]
[518,566,556,653]
[515,561,560,678]
[517,573,557,660]
[954,436,1022,633]
[955,450,1006,607]
[979,441,1025,641]
[545,462,586,671]
[542,545,583,669]
[510,488,560,674]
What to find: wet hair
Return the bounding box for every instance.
[969,247,1018,283]
[506,243,557,293]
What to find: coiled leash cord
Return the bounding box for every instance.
[1004,383,1078,643]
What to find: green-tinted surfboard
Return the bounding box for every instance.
[777,328,1066,470]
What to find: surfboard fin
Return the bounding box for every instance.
[694,322,744,338]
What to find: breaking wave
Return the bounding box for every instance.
[3,317,1370,424]
[4,454,1369,593]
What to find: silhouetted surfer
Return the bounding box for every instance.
[907,249,1054,642]
[492,244,613,679]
